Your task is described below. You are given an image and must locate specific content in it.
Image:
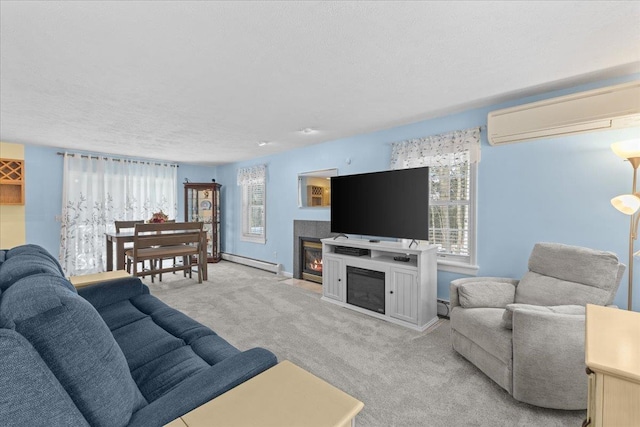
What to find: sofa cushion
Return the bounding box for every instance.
[0,276,146,427]
[100,293,241,403]
[0,255,67,291]
[0,329,90,426]
[98,299,150,331]
[450,307,512,365]
[458,281,516,308]
[130,294,213,341]
[132,345,210,402]
[111,315,186,372]
[501,303,586,329]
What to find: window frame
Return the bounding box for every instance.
[432,162,478,275]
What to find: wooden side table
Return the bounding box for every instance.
[584,304,640,426]
[165,360,364,427]
[69,270,130,288]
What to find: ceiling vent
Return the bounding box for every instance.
[487,80,640,146]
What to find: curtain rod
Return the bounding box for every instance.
[56,152,178,168]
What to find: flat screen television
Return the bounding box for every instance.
[330,167,429,240]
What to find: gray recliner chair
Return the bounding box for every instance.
[449,242,625,410]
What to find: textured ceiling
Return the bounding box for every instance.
[1,1,639,165]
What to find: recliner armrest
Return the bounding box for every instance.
[511,308,587,410]
[450,277,519,309]
[502,303,585,329]
[78,277,149,309]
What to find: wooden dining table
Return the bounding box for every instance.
[105,230,208,280]
[105,231,134,272]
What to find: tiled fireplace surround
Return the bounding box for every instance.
[292,220,337,281]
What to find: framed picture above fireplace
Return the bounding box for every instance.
[297,168,338,208]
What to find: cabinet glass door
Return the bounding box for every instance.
[185,183,221,262]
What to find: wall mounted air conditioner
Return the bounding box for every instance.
[487,80,640,146]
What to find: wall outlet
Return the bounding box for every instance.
[54,215,62,222]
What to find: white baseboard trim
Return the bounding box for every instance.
[221,253,282,275]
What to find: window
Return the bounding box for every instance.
[428,156,477,271]
[237,164,266,244]
[242,182,266,242]
[390,128,480,274]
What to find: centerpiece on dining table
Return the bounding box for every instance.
[148,210,168,223]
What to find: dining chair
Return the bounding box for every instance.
[115,220,155,282]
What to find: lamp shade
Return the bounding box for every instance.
[611,194,640,215]
[611,139,640,159]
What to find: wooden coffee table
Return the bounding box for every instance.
[165,360,364,427]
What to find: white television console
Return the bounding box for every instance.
[321,237,438,331]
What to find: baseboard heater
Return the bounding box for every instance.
[221,253,282,275]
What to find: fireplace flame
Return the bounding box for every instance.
[310,258,323,272]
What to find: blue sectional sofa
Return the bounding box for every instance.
[0,244,277,426]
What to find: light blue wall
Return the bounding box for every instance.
[214,130,393,266]
[216,73,640,310]
[18,73,640,310]
[24,145,64,253]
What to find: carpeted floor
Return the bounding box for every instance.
[143,261,586,427]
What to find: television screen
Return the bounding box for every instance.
[330,167,429,240]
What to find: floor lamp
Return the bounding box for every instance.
[611,139,640,311]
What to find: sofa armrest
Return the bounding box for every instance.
[126,347,277,427]
[511,308,586,410]
[78,277,149,309]
[450,277,519,309]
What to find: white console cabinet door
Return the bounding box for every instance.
[389,267,418,324]
[322,254,344,302]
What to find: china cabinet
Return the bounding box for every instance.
[184,182,221,263]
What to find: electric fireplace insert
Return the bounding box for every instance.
[346,266,385,314]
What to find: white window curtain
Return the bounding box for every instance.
[237,164,266,243]
[59,153,177,275]
[390,128,481,265]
